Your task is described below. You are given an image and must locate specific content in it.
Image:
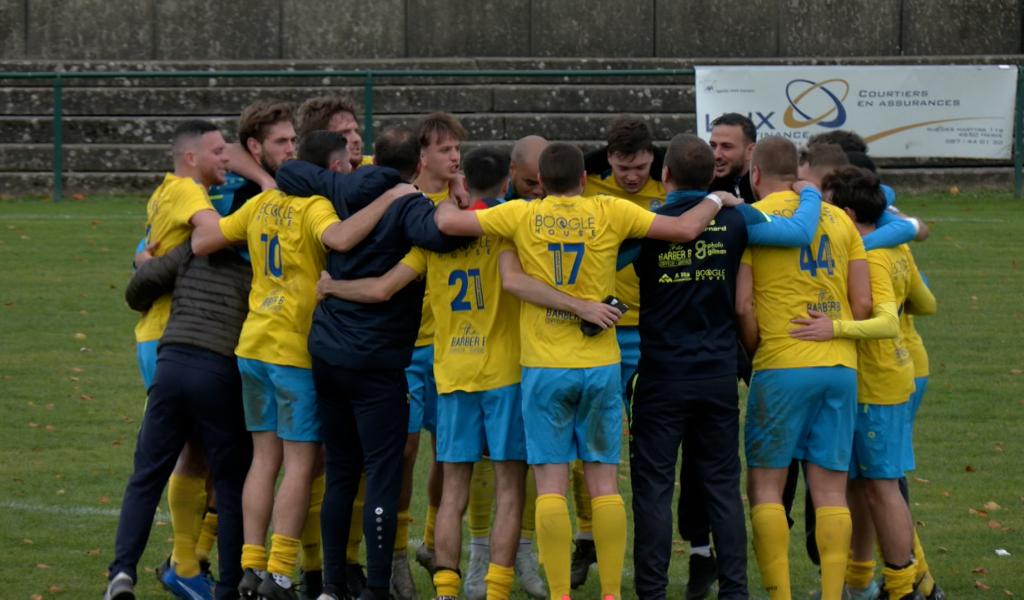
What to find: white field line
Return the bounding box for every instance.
[1,499,167,519]
[2,214,142,222]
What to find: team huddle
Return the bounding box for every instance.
[102,93,940,600]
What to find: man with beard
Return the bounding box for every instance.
[709,113,757,203]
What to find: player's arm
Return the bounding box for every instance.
[498,250,622,330]
[863,208,922,250]
[321,183,418,252]
[225,143,276,191]
[739,181,822,247]
[905,261,937,316]
[125,243,191,311]
[735,262,759,354]
[435,198,485,237]
[644,192,741,243]
[316,264,419,304]
[789,258,900,341]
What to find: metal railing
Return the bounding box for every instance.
[2,68,1022,200]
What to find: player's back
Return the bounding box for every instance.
[225,189,337,368]
[416,199,521,394]
[745,191,865,372]
[857,244,915,405]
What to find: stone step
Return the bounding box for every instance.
[0,84,695,116]
[0,113,698,145]
[0,167,1012,199]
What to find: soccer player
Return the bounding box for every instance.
[507,135,549,200]
[128,120,225,597]
[788,166,936,600]
[107,195,254,600]
[400,113,467,598]
[297,94,369,170]
[626,133,823,600]
[275,124,467,600]
[435,142,741,600]
[735,137,872,600]
[570,116,665,589]
[190,134,413,600]
[708,113,757,203]
[315,147,537,600]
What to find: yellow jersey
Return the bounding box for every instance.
[219,190,340,369]
[476,194,656,369]
[401,222,520,394]
[742,191,866,372]
[857,245,916,405]
[135,173,214,343]
[414,189,449,347]
[357,155,375,169]
[584,173,665,327]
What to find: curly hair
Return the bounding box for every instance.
[238,101,295,149]
[296,95,358,138]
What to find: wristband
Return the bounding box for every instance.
[705,193,723,209]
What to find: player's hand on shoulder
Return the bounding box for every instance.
[788,310,835,341]
[715,191,742,207]
[573,299,623,330]
[792,180,817,195]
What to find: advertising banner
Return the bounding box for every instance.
[695,65,1018,159]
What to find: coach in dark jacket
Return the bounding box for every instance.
[275,124,469,600]
[108,242,252,600]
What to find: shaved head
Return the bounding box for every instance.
[509,135,549,199]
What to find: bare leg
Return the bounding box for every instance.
[491,461,527,567]
[242,432,283,544]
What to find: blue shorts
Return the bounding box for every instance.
[520,365,622,465]
[406,345,437,434]
[617,326,640,408]
[136,340,159,392]
[745,366,857,471]
[849,402,907,480]
[436,384,526,462]
[901,377,928,472]
[237,358,321,442]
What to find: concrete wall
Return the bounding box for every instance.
[2,0,1021,60]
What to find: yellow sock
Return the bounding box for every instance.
[301,473,325,572]
[751,503,791,600]
[469,458,495,539]
[591,495,626,599]
[521,468,537,540]
[168,473,206,578]
[913,530,935,596]
[423,504,438,550]
[816,507,852,600]
[571,461,592,534]
[195,510,218,563]
[845,559,876,591]
[535,494,572,599]
[241,543,268,572]
[346,474,366,563]
[267,533,301,579]
[485,563,515,600]
[432,568,461,597]
[395,510,412,553]
[883,563,916,599]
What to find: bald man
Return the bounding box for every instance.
[506,135,549,200]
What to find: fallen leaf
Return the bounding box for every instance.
[44,425,55,432]
[28,422,39,428]
[56,489,65,495]
[85,548,100,556]
[966,465,977,472]
[989,520,1002,530]
[143,567,155,574]
[70,367,84,373]
[31,595,43,600]
[98,496,110,505]
[1004,590,1014,597]
[937,546,949,553]
[977,581,992,591]
[974,567,990,574]
[68,376,79,382]
[23,538,33,545]
[985,501,1002,511]
[80,394,93,401]
[913,476,930,484]
[45,403,54,411]
[969,508,989,518]
[36,563,50,569]
[73,332,87,341]
[942,491,951,497]
[111,440,121,447]
[48,584,63,593]
[1011,369,1023,376]
[72,193,85,201]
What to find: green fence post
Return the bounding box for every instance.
[1015,68,1023,199]
[363,72,374,143]
[52,76,64,202]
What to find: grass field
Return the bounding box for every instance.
[1,192,1022,599]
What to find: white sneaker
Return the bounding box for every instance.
[463,543,489,600]
[390,552,419,600]
[104,572,135,600]
[515,540,547,599]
